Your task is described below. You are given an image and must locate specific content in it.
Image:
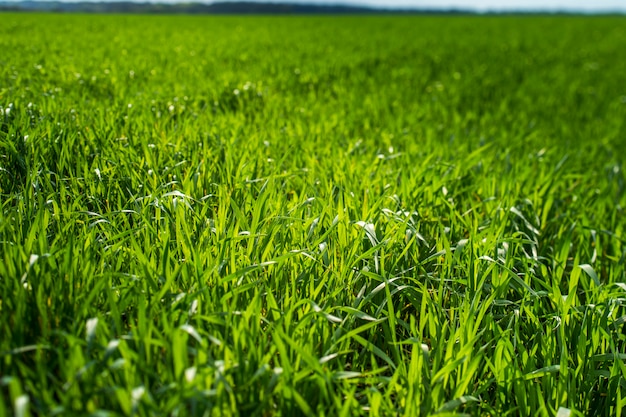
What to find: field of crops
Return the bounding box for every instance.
[1,12,626,416]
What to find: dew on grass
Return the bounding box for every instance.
[105,339,120,356]
[86,317,98,342]
[332,371,362,381]
[189,299,198,316]
[3,103,13,117]
[509,206,540,236]
[89,219,110,228]
[312,303,342,323]
[170,293,185,306]
[110,358,125,370]
[556,407,572,417]
[319,353,338,364]
[497,242,509,262]
[455,238,469,252]
[180,324,203,344]
[131,386,145,405]
[355,221,377,244]
[579,264,600,287]
[590,229,597,263]
[306,218,320,239]
[185,367,197,383]
[15,395,29,417]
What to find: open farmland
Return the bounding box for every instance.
[1,12,626,416]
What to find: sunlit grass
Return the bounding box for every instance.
[1,13,626,416]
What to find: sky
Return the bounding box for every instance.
[250,0,626,12]
[10,0,626,12]
[356,0,624,12]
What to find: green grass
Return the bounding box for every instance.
[1,12,626,416]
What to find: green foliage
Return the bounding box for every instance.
[1,12,626,416]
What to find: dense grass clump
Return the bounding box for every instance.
[1,13,626,416]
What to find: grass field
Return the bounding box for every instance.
[1,12,626,416]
